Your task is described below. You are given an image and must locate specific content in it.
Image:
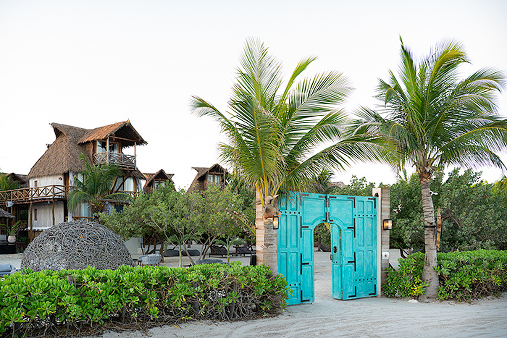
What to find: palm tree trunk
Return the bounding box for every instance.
[255,191,278,275]
[263,217,278,275]
[419,178,439,301]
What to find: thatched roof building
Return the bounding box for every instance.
[143,169,174,193]
[4,173,28,188]
[28,121,147,179]
[187,163,227,193]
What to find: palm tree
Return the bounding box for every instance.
[68,154,132,220]
[191,38,388,274]
[359,38,506,301]
[0,173,20,191]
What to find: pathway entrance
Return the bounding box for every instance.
[277,192,377,305]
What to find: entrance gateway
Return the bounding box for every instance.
[277,192,377,305]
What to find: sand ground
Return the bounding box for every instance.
[2,249,507,337]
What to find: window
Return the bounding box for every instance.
[114,177,124,191]
[34,209,37,220]
[96,141,118,153]
[34,180,38,187]
[154,180,165,189]
[208,174,221,183]
[80,203,90,217]
[124,177,134,192]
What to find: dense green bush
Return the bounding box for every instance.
[0,263,287,337]
[383,250,507,301]
[435,250,507,301]
[382,252,428,298]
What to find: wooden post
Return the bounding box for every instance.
[52,198,55,226]
[106,138,110,164]
[29,201,33,241]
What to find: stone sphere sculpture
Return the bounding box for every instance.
[21,219,133,271]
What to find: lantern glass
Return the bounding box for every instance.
[383,219,392,230]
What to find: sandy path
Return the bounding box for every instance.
[95,251,507,338]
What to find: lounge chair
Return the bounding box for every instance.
[138,254,161,266]
[237,244,253,256]
[208,245,228,257]
[0,263,16,277]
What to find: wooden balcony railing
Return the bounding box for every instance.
[93,152,136,169]
[0,185,71,202]
[0,185,142,203]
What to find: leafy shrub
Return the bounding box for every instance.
[382,252,428,298]
[383,250,507,301]
[0,263,287,336]
[435,250,507,301]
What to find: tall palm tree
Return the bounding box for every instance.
[191,38,388,274]
[359,38,506,301]
[68,154,131,220]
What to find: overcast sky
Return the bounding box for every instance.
[1,0,506,189]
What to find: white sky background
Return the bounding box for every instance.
[1,0,506,189]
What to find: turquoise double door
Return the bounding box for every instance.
[277,192,377,305]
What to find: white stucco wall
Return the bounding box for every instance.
[32,201,65,230]
[29,175,64,187]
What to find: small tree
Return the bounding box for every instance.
[194,185,246,261]
[147,188,199,267]
[101,185,176,255]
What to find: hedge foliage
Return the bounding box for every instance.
[0,263,287,337]
[383,250,507,301]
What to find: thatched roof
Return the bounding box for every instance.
[28,121,147,179]
[0,208,15,218]
[79,120,147,147]
[187,163,227,193]
[5,173,28,186]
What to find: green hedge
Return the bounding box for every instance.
[0,262,288,336]
[383,250,507,301]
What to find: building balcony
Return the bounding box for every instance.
[0,185,70,204]
[93,152,136,169]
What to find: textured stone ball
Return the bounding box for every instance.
[21,219,134,271]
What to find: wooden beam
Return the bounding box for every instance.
[52,198,55,226]
[106,138,110,164]
[29,201,33,241]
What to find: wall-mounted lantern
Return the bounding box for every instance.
[272,215,279,229]
[383,219,393,230]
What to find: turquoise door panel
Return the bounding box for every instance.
[277,194,301,305]
[331,224,341,299]
[329,196,377,300]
